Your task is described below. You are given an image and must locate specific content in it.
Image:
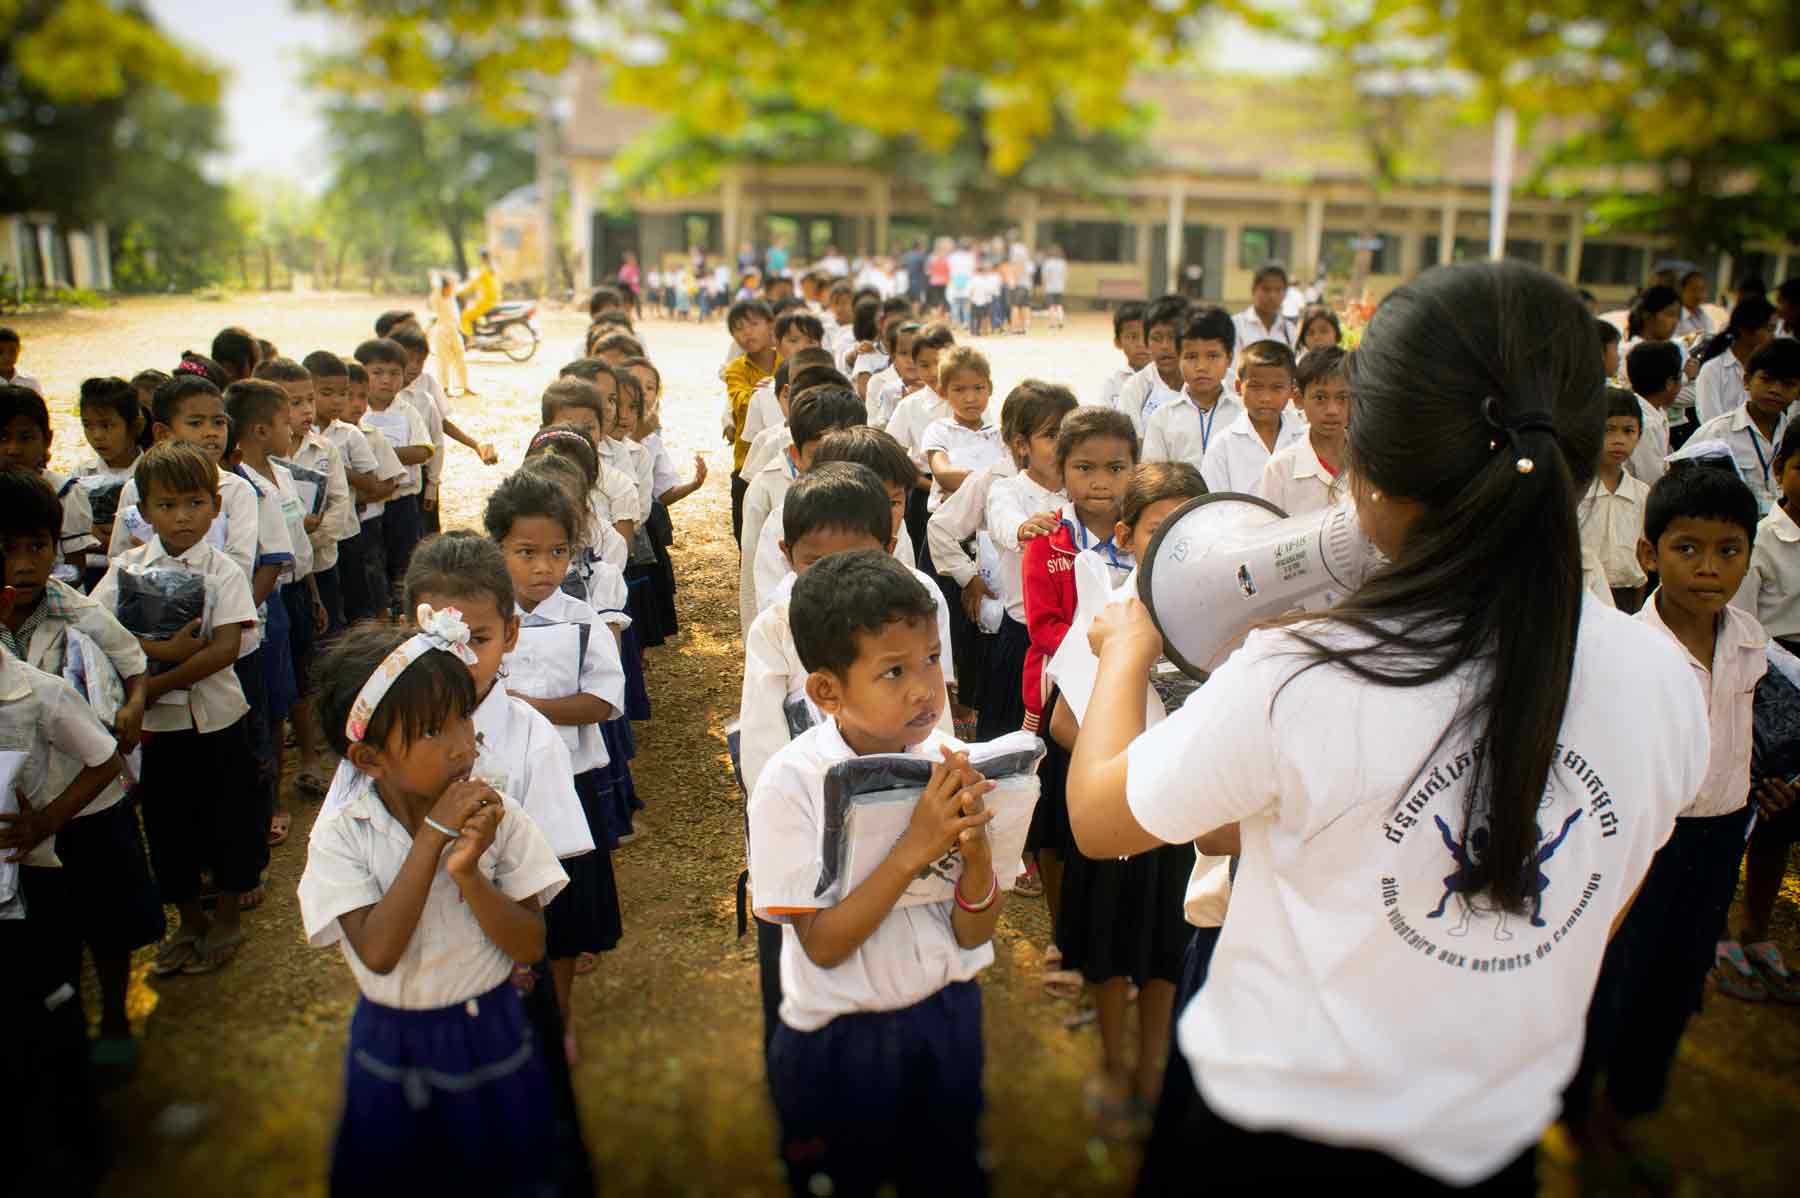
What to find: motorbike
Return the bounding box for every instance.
[466,301,541,362]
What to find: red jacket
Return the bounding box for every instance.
[1020,519,1085,725]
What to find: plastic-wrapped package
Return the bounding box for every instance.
[114,565,206,677]
[782,693,817,740]
[815,730,1045,908]
[275,457,328,515]
[78,476,126,531]
[1753,641,1800,783]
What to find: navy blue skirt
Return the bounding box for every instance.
[647,500,679,636]
[259,589,298,725]
[619,618,652,721]
[975,614,1029,742]
[330,980,579,1197]
[1024,688,1071,861]
[544,771,622,958]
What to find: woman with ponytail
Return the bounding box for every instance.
[1692,295,1777,425]
[1067,262,1707,1192]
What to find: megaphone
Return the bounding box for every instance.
[1138,495,1379,680]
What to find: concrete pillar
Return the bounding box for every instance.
[1303,194,1325,277]
[1438,198,1458,266]
[1566,211,1584,285]
[872,175,891,255]
[1165,184,1185,294]
[567,163,593,285]
[721,169,744,265]
[1715,252,1734,300]
[1020,192,1040,250]
[1775,250,1791,287]
[93,222,112,291]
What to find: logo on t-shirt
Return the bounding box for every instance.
[1376,740,1620,975]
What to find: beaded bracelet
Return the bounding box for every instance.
[955,872,1000,914]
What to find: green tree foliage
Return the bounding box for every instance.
[104,90,239,292]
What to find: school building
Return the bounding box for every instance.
[558,64,1796,308]
[2,212,114,296]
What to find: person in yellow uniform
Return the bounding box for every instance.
[457,248,499,337]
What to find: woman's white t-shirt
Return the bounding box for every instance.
[1123,598,1705,1184]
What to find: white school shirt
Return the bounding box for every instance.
[742,426,793,483]
[0,648,119,874]
[863,366,899,419]
[399,383,446,502]
[739,376,783,461]
[739,598,816,797]
[354,424,409,521]
[1232,307,1298,352]
[1690,406,1786,514]
[42,470,96,586]
[748,719,993,1032]
[755,550,951,682]
[869,377,907,428]
[987,470,1065,622]
[584,494,628,572]
[1114,363,1186,436]
[90,537,257,734]
[884,388,946,468]
[471,683,595,860]
[1626,399,1672,483]
[109,467,262,584]
[1124,599,1704,1185]
[231,467,298,609]
[241,461,313,583]
[73,456,136,483]
[1577,473,1651,589]
[1200,412,1304,495]
[323,420,384,521]
[362,401,431,497]
[1634,594,1765,817]
[738,456,797,633]
[591,463,641,533]
[1096,366,1134,411]
[578,551,632,628]
[751,507,920,621]
[614,438,656,523]
[1733,504,1800,640]
[1041,255,1068,295]
[508,589,625,775]
[1256,435,1340,517]
[641,433,679,500]
[928,460,1008,589]
[288,430,355,570]
[920,418,1005,511]
[1694,351,1750,426]
[1674,306,1715,340]
[1142,391,1244,472]
[298,771,566,1010]
[4,371,42,395]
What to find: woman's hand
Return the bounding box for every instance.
[1087,597,1163,663]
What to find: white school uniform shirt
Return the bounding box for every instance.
[398,382,446,501]
[920,418,1005,511]
[752,509,920,625]
[90,537,257,733]
[739,377,783,463]
[1200,412,1304,495]
[508,589,625,775]
[1693,351,1750,426]
[748,719,993,1032]
[1125,599,1704,1185]
[869,376,907,428]
[591,463,641,532]
[928,460,1008,589]
[1674,306,1715,340]
[322,420,385,520]
[583,494,628,571]
[354,424,409,521]
[884,388,946,469]
[1690,405,1785,514]
[1114,363,1186,436]
[298,770,567,1010]
[579,552,632,628]
[109,467,263,585]
[742,426,793,483]
[1255,434,1340,517]
[1577,473,1651,589]
[288,430,355,570]
[863,365,899,417]
[0,648,119,874]
[73,456,137,483]
[362,401,431,497]
[739,598,817,797]
[1635,594,1765,817]
[641,433,679,500]
[1232,307,1298,352]
[231,466,298,613]
[1626,399,1671,483]
[738,455,797,632]
[1733,504,1800,640]
[1096,365,1134,411]
[471,683,594,860]
[614,438,656,523]
[3,371,42,395]
[42,470,97,586]
[241,461,313,583]
[1142,391,1244,472]
[987,470,1064,623]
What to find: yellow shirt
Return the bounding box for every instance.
[724,354,777,473]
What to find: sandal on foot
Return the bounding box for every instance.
[1042,970,1084,1001]
[574,951,598,975]
[293,771,327,801]
[1713,941,1769,1001]
[181,929,245,974]
[1746,940,1800,1002]
[153,931,204,976]
[268,811,292,847]
[1012,870,1042,899]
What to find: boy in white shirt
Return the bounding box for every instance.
[1687,340,1800,515]
[885,324,957,554]
[1143,306,1242,471]
[1097,302,1151,410]
[1201,339,1303,493]
[748,547,1000,1197]
[1114,295,1192,434]
[0,386,95,587]
[90,442,265,975]
[310,355,398,623]
[920,346,1004,511]
[1624,340,1681,483]
[0,326,41,394]
[342,362,409,616]
[866,323,921,428]
[1577,390,1653,612]
[1734,422,1800,646]
[742,353,842,484]
[1233,261,1299,352]
[741,311,825,456]
[1258,344,1347,516]
[354,339,432,600]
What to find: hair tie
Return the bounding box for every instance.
[1482,396,1558,475]
[174,359,211,378]
[530,427,593,455]
[344,604,479,744]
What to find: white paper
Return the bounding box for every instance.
[0,751,25,918]
[506,623,583,752]
[1045,558,1165,729]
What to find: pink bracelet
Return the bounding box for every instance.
[955,872,1000,913]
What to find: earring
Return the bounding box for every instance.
[1369,489,1383,502]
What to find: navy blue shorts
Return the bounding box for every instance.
[768,980,987,1198]
[138,717,266,899]
[52,799,165,958]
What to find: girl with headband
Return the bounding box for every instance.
[298,613,575,1194]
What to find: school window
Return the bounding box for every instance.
[680,213,723,256]
[1504,240,1544,266]
[1420,236,1489,266]
[1239,226,1294,270]
[1577,243,1647,287]
[1046,221,1136,264]
[1321,230,1400,275]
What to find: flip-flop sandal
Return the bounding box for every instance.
[268,811,292,847]
[574,951,598,975]
[1713,941,1769,1001]
[1013,871,1042,898]
[153,931,204,976]
[181,929,245,974]
[1042,970,1084,1001]
[293,771,327,801]
[1746,941,1800,1002]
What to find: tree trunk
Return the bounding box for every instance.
[447,210,468,278]
[333,240,348,290]
[262,244,273,291]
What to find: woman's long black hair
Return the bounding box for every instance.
[1285,261,1603,913]
[1697,295,1774,366]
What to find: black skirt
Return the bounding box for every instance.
[975,614,1029,742]
[1024,688,1071,861]
[543,771,623,958]
[1056,840,1194,986]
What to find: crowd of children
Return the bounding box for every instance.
[3,251,1798,1196]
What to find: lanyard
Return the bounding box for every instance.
[1067,516,1129,571]
[1195,401,1218,453]
[1749,421,1775,490]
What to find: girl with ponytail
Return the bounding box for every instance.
[1692,295,1777,424]
[1067,262,1708,1191]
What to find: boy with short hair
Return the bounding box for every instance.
[725,300,779,543]
[306,352,396,623]
[1688,339,1800,514]
[1578,389,1653,612]
[91,442,266,974]
[1625,340,1682,483]
[742,354,843,483]
[1258,344,1348,516]
[1233,261,1298,352]
[748,546,999,1197]
[1143,307,1242,472]
[0,326,42,393]
[1098,301,1151,410]
[352,338,431,598]
[1115,295,1192,434]
[741,311,826,460]
[340,359,406,612]
[1200,339,1302,493]
[884,323,958,552]
[739,387,867,632]
[1,385,95,586]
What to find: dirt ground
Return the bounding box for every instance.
[9,293,1798,1197]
